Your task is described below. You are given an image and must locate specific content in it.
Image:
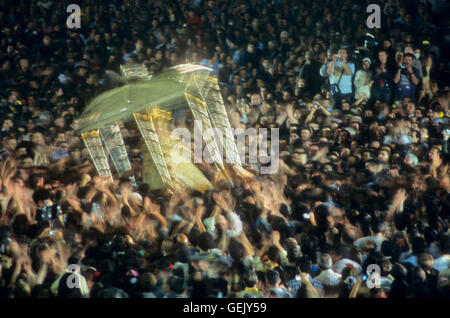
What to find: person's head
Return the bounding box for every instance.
[54,116,65,129]
[404,153,418,167]
[197,232,217,251]
[262,58,270,70]
[412,237,426,256]
[378,148,390,163]
[21,155,34,168]
[378,49,388,64]
[403,53,415,67]
[362,58,371,70]
[31,132,46,146]
[43,35,51,46]
[247,43,255,53]
[55,132,66,145]
[118,178,133,194]
[19,58,29,70]
[291,149,307,166]
[341,101,350,111]
[3,135,17,152]
[370,218,384,235]
[337,48,348,61]
[300,127,311,141]
[2,118,13,131]
[362,150,373,162]
[265,269,280,288]
[318,253,333,270]
[404,44,414,55]
[57,272,84,298]
[168,276,186,295]
[228,238,245,262]
[296,255,312,274]
[428,146,442,164]
[418,253,434,271]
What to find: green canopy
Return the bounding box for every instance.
[74,65,212,134]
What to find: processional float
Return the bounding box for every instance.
[74,63,252,193]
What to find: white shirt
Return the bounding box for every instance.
[354,69,372,100]
[354,235,387,252]
[332,258,362,275]
[433,255,450,272]
[226,212,243,238]
[314,269,342,287]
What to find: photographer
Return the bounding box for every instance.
[325,48,355,109]
[354,57,373,101]
[372,49,394,103]
[393,53,421,102]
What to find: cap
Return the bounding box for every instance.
[406,153,418,166]
[362,57,371,65]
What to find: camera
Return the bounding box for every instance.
[0,237,12,254]
[353,49,361,61]
[364,33,378,49]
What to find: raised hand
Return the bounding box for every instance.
[389,188,407,217]
[269,231,281,245]
[144,196,161,215]
[213,191,229,211]
[0,159,17,193]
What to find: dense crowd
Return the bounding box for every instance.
[0,0,449,298]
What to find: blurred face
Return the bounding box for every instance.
[3,119,13,130]
[43,36,51,45]
[363,61,370,70]
[55,133,66,144]
[292,153,307,165]
[370,141,380,149]
[378,150,390,163]
[296,78,305,88]
[19,58,29,70]
[22,157,33,168]
[32,132,45,146]
[136,39,143,50]
[404,155,415,167]
[366,162,378,174]
[342,102,350,111]
[337,49,348,61]
[428,147,440,161]
[54,117,65,129]
[363,152,372,161]
[70,148,81,162]
[378,51,388,64]
[301,129,311,141]
[404,56,413,67]
[404,46,414,54]
[4,138,17,151]
[16,147,27,157]
[430,82,438,93]
[261,103,271,114]
[420,128,428,141]
[170,52,177,64]
[289,133,299,144]
[309,145,319,157]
